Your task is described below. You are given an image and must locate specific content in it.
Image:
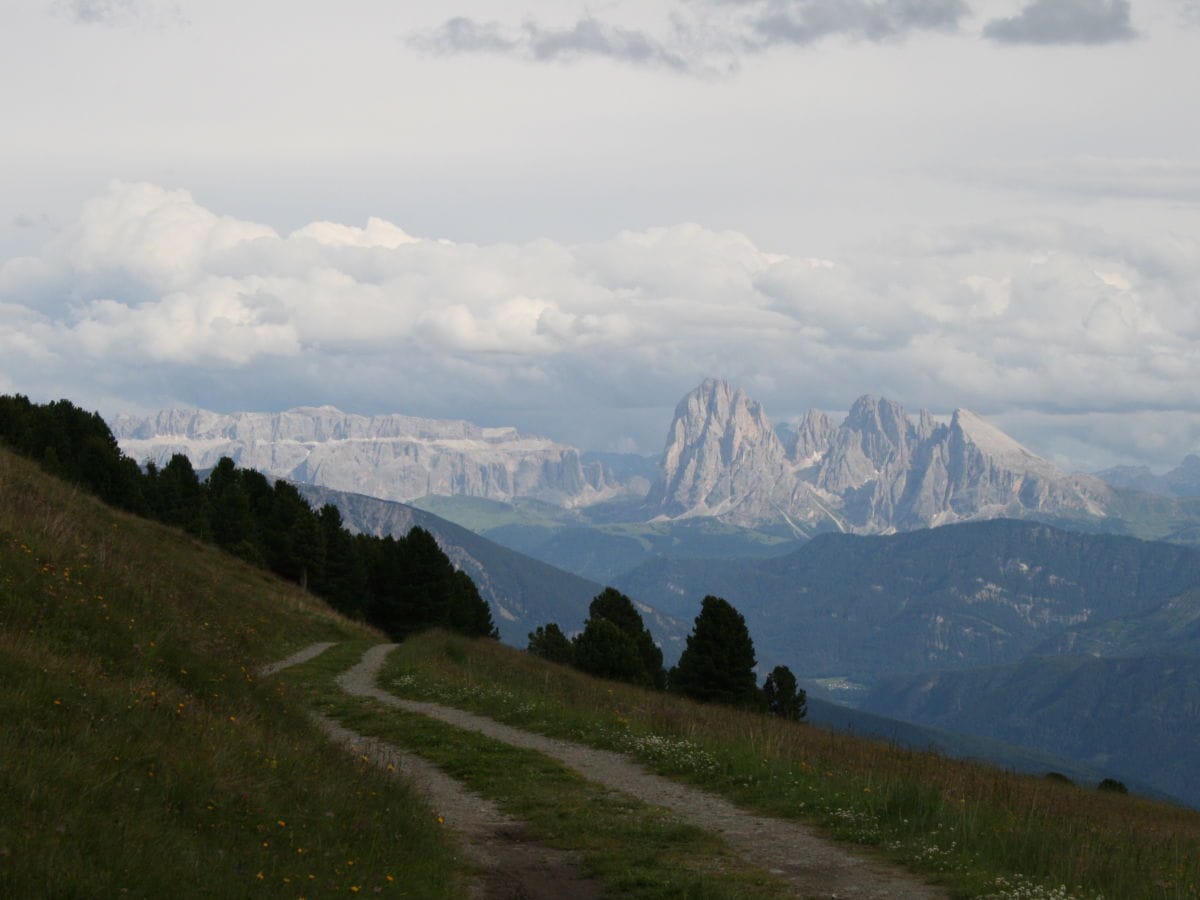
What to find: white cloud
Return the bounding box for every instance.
[2,181,1200,466]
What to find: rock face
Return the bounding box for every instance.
[648,379,1110,533]
[112,406,629,507]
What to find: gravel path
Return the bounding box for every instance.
[340,643,947,900]
[257,641,338,677]
[313,714,602,900]
[262,642,601,899]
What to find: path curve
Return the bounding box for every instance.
[341,643,947,900]
[263,642,601,900]
[257,641,338,677]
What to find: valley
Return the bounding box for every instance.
[110,379,1200,815]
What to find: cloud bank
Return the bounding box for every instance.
[2,181,1199,467]
[983,0,1138,44]
[409,0,970,74]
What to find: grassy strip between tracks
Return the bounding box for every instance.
[277,641,789,900]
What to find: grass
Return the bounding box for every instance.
[378,630,1200,899]
[0,448,466,897]
[277,641,790,899]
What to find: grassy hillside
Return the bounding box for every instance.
[377,630,1200,899]
[0,447,464,897]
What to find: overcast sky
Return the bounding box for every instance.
[2,0,1199,471]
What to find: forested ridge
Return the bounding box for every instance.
[0,394,496,641]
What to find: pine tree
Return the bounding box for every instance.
[572,588,665,688]
[527,623,574,665]
[763,664,807,720]
[670,595,758,708]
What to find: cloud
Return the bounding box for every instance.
[952,156,1200,203]
[12,215,37,229]
[745,0,967,47]
[410,14,699,73]
[407,1,970,75]
[54,0,185,28]
[983,0,1137,45]
[2,181,1200,466]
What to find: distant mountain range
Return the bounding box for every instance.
[646,378,1184,536]
[111,397,1200,810]
[613,518,1200,686]
[112,379,1200,543]
[1094,454,1200,498]
[112,406,637,508]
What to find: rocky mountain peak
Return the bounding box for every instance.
[778,409,836,465]
[647,379,1114,534]
[647,379,790,519]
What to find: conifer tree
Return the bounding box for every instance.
[763,664,807,720]
[670,595,758,708]
[527,623,574,665]
[571,588,665,688]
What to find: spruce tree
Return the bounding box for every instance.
[527,623,574,665]
[763,664,807,720]
[572,588,665,688]
[670,595,758,708]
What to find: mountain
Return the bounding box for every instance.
[292,483,685,655]
[646,378,1110,534]
[112,406,636,508]
[614,518,1200,688]
[859,654,1200,809]
[1095,454,1200,499]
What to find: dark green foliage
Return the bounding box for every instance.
[762,664,807,720]
[527,623,574,665]
[1098,778,1128,794]
[572,618,645,683]
[571,588,665,688]
[0,394,146,513]
[0,394,496,644]
[1044,772,1075,786]
[669,595,759,708]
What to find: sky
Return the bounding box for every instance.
[2,0,1199,471]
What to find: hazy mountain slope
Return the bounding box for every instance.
[1036,585,1200,658]
[860,655,1200,809]
[614,519,1200,684]
[1096,455,1200,499]
[294,483,686,654]
[803,698,1164,801]
[410,493,804,585]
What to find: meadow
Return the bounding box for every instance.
[377,630,1200,899]
[0,448,465,897]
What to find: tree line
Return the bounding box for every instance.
[528,589,806,720]
[0,394,496,641]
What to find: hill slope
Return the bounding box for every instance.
[615,518,1200,683]
[861,654,1200,809]
[0,447,464,897]
[294,483,686,654]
